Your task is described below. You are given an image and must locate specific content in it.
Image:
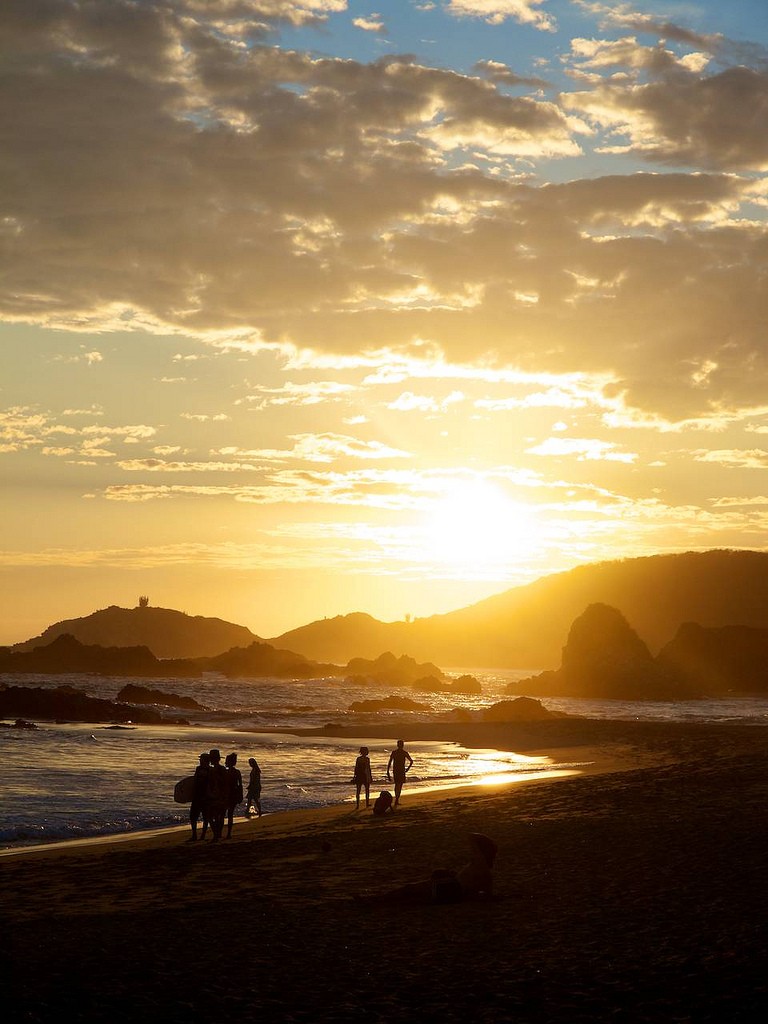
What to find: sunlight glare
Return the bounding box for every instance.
[423,480,541,572]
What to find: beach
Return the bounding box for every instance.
[3,718,768,1023]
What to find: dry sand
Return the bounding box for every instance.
[3,718,768,1022]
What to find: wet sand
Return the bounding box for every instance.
[3,718,768,1022]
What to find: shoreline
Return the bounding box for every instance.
[0,739,620,860]
[3,715,765,859]
[5,720,768,1020]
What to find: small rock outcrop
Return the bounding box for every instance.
[116,683,209,711]
[345,652,445,687]
[482,697,561,722]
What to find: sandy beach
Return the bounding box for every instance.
[3,718,768,1022]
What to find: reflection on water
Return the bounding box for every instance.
[0,722,576,848]
[3,667,768,848]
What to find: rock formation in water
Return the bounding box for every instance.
[0,684,189,725]
[656,622,768,696]
[511,603,698,701]
[116,683,209,711]
[345,651,445,687]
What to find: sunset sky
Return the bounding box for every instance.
[3,0,768,644]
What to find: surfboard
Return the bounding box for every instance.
[174,775,196,804]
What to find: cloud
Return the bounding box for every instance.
[215,432,412,463]
[693,449,768,469]
[445,1,555,32]
[0,405,156,454]
[242,381,359,408]
[562,30,768,171]
[526,437,637,462]
[352,13,386,34]
[3,0,768,426]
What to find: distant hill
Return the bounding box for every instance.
[269,550,768,669]
[12,605,261,660]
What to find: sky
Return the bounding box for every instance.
[3,0,768,644]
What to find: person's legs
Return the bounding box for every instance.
[189,802,199,840]
[225,805,234,838]
[364,783,370,808]
[355,782,362,809]
[394,777,404,806]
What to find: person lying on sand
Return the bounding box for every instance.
[364,832,497,904]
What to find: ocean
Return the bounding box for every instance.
[3,669,768,849]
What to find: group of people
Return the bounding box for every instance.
[187,738,413,840]
[353,739,413,810]
[189,749,262,842]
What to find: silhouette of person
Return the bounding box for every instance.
[189,752,210,842]
[369,833,497,903]
[245,757,262,817]
[386,739,413,807]
[352,746,374,809]
[372,790,394,816]
[224,752,243,839]
[206,748,228,840]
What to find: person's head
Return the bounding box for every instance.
[225,752,237,768]
[468,833,497,868]
[359,746,369,756]
[209,748,221,764]
[396,739,404,749]
[199,752,210,766]
[248,757,257,768]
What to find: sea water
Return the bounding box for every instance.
[2,670,768,849]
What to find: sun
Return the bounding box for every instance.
[422,480,539,573]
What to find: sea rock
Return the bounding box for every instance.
[0,633,160,677]
[0,685,189,725]
[482,697,560,722]
[411,675,446,693]
[656,622,768,696]
[510,603,695,701]
[345,652,445,687]
[451,674,482,695]
[116,683,209,711]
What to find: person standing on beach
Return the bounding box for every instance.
[224,752,243,839]
[386,739,413,807]
[353,746,374,809]
[245,757,262,817]
[189,752,210,841]
[206,748,228,840]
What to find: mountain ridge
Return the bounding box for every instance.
[11,604,261,660]
[10,550,768,668]
[269,550,768,667]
